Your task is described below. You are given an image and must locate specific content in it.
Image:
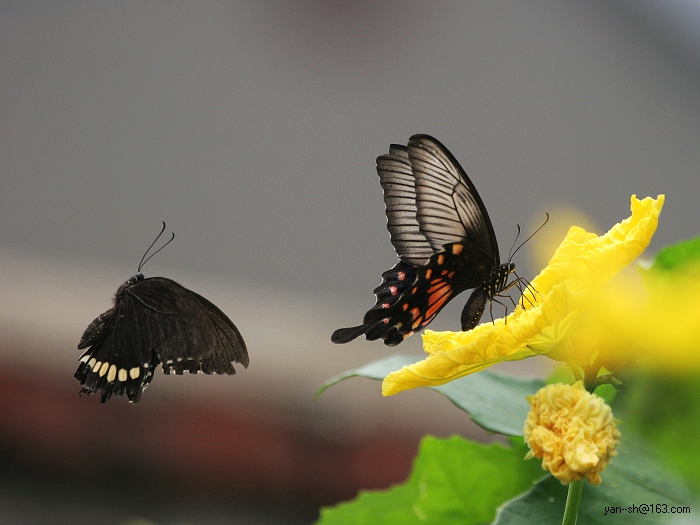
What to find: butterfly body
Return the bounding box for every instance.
[75,272,248,403]
[332,135,519,346]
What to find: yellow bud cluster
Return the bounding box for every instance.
[524,382,620,485]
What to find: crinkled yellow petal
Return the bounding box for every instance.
[382,284,575,395]
[382,195,664,396]
[524,195,665,303]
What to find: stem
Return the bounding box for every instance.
[562,479,584,525]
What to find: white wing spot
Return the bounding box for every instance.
[118,369,128,382]
[98,362,109,377]
[129,367,140,379]
[107,364,117,382]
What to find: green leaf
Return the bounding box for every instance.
[494,436,695,524]
[622,372,700,494]
[646,236,700,274]
[317,355,545,436]
[316,436,543,525]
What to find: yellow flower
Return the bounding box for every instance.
[523,382,620,485]
[382,195,664,396]
[574,266,700,373]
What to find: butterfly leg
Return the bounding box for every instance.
[511,271,540,309]
[488,296,513,324]
[494,276,526,324]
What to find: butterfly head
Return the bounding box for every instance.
[135,271,145,281]
[114,273,142,300]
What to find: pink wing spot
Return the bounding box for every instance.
[397,271,406,281]
[389,285,398,296]
[380,303,390,309]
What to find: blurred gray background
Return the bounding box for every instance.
[1,1,699,524]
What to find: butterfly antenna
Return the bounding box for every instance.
[507,224,522,262]
[509,213,550,262]
[138,222,175,272]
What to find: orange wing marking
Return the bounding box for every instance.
[425,285,453,319]
[427,279,448,294]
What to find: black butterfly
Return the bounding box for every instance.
[75,224,249,403]
[332,134,524,347]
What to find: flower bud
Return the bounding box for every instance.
[524,382,620,485]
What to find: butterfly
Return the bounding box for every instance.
[332,134,527,347]
[75,223,249,403]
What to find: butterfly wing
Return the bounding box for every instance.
[331,261,418,343]
[363,243,494,345]
[75,276,248,403]
[377,144,435,266]
[75,290,158,403]
[408,134,500,266]
[127,278,248,374]
[332,143,434,344]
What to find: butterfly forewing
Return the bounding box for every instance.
[409,135,499,265]
[129,278,233,364]
[184,290,249,373]
[377,144,434,266]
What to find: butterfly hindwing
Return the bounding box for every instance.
[363,243,493,345]
[75,285,158,403]
[330,261,418,344]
